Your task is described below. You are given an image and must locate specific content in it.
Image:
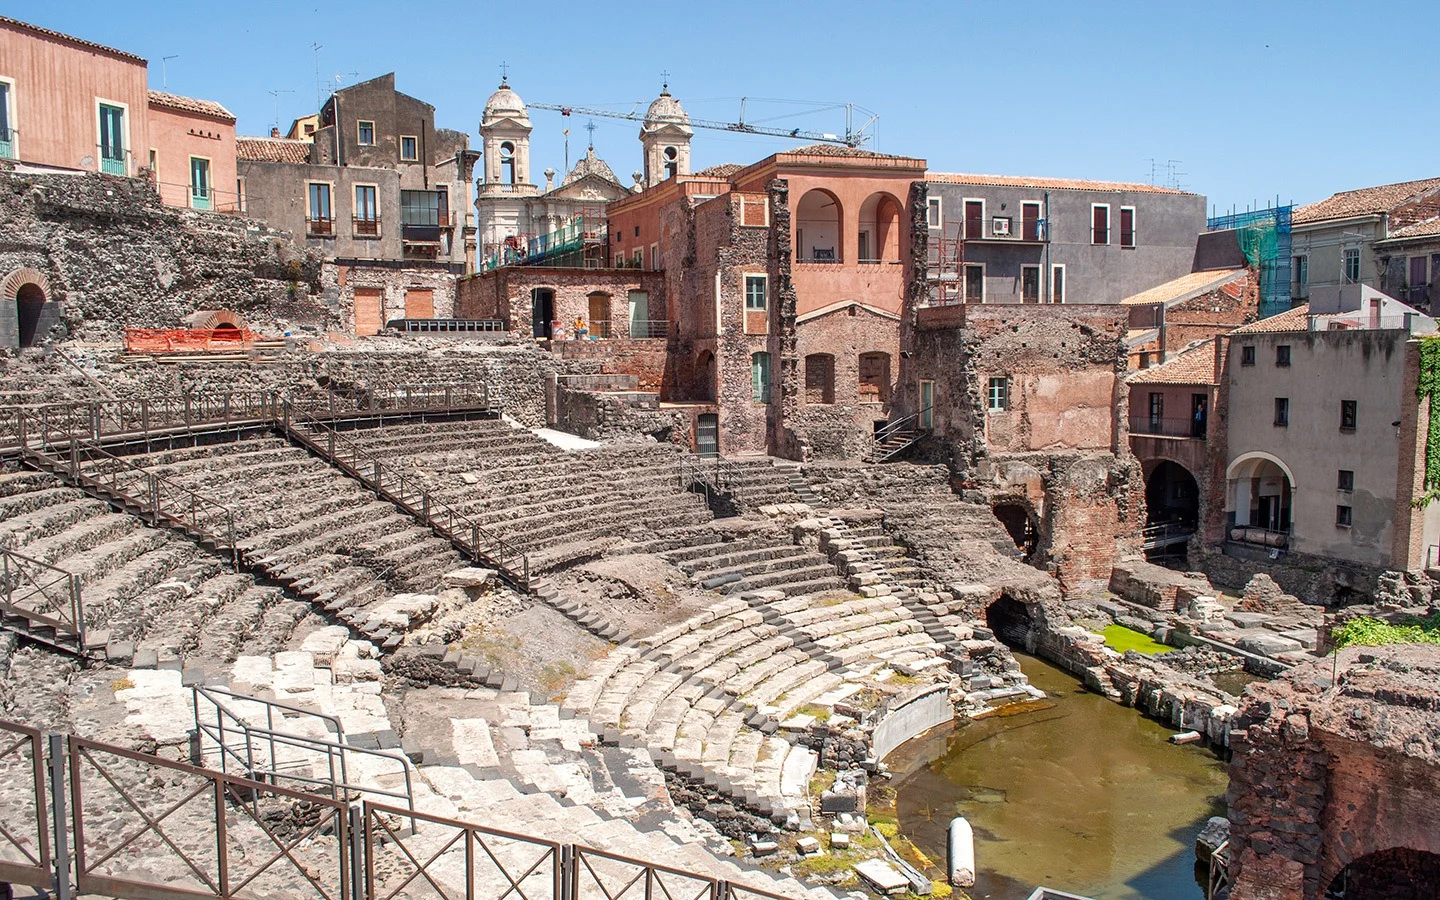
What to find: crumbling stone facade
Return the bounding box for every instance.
[456,267,666,339]
[1227,645,1440,900]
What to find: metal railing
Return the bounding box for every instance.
[0,547,84,647]
[279,401,531,588]
[0,719,51,891]
[308,217,335,236]
[628,319,668,339]
[1207,839,1231,898]
[572,845,718,900]
[354,217,381,237]
[1128,415,1207,439]
[69,734,353,900]
[1141,522,1194,551]
[192,685,415,816]
[1,391,280,455]
[677,454,743,502]
[866,409,930,462]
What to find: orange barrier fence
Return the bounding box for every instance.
[122,327,261,354]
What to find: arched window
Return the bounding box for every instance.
[858,351,891,402]
[751,351,772,403]
[858,192,902,263]
[796,190,843,263]
[500,141,516,184]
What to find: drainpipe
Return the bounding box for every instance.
[333,95,343,167]
[1043,191,1051,302]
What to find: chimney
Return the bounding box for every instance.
[270,127,280,138]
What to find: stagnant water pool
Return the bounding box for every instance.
[890,653,1228,900]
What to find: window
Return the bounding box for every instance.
[400,189,443,226]
[964,264,984,303]
[751,352,771,403]
[964,200,984,239]
[357,120,375,146]
[1275,345,1290,367]
[804,354,835,404]
[1340,400,1357,430]
[1119,206,1135,247]
[920,380,934,429]
[1409,256,1428,305]
[500,141,516,183]
[988,376,1010,411]
[400,135,418,161]
[745,274,768,311]
[1051,265,1065,303]
[1336,505,1352,527]
[663,146,678,180]
[1091,204,1110,245]
[1343,248,1361,284]
[189,157,211,210]
[650,243,659,271]
[308,182,332,233]
[1022,202,1041,242]
[1021,265,1040,303]
[148,148,157,179]
[98,102,126,174]
[1338,469,1354,492]
[1274,397,1289,426]
[1240,345,1256,366]
[0,80,12,159]
[633,248,643,267]
[926,197,942,229]
[1148,392,1164,427]
[1293,255,1309,294]
[354,184,378,235]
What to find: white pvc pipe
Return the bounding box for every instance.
[949,817,976,887]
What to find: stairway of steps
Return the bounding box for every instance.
[659,527,847,599]
[94,639,843,900]
[334,419,715,567]
[108,437,476,649]
[721,457,806,511]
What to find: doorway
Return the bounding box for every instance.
[532,288,555,339]
[16,283,45,347]
[353,287,382,335]
[627,289,650,337]
[697,414,719,458]
[587,292,610,338]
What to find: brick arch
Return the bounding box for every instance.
[0,268,51,303]
[182,308,249,330]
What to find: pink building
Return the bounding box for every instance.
[0,16,235,210]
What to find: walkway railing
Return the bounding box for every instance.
[1128,416,1206,439]
[865,409,929,463]
[677,454,742,502]
[192,685,416,816]
[0,719,802,900]
[1,391,279,454]
[0,548,84,651]
[1141,522,1194,551]
[279,401,531,589]
[1208,839,1231,899]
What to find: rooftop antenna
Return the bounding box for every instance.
[311,43,324,107]
[268,89,294,131]
[161,55,179,90]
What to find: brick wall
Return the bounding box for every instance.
[552,338,669,392]
[455,267,666,337]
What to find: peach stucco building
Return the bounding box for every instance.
[0,16,236,210]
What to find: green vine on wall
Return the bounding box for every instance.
[1414,337,1440,507]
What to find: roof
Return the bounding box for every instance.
[695,163,742,178]
[0,16,145,63]
[1382,216,1440,242]
[783,144,911,160]
[236,136,311,164]
[1293,177,1440,224]
[928,172,1189,194]
[1121,268,1248,306]
[1228,304,1310,335]
[1128,339,1219,386]
[148,90,234,122]
[561,147,620,188]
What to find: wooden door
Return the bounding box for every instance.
[405,288,434,319]
[353,287,383,335]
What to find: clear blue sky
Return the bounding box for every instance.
[12,0,1438,214]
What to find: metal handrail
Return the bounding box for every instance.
[192,685,415,815]
[1208,838,1231,898]
[0,391,280,455]
[572,844,718,900]
[279,401,531,588]
[0,547,84,644]
[0,718,50,891]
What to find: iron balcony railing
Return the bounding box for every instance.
[0,548,84,648]
[1129,415,1208,439]
[353,216,381,237]
[629,319,668,339]
[308,216,335,236]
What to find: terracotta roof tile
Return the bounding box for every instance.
[236,136,311,164]
[148,90,234,122]
[1293,177,1440,224]
[0,16,145,63]
[1121,268,1248,306]
[1384,216,1440,241]
[928,172,1190,194]
[783,144,912,159]
[695,163,742,177]
[1227,304,1310,335]
[1128,339,1219,385]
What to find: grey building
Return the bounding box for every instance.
[923,174,1206,305]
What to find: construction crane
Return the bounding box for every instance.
[528,98,878,148]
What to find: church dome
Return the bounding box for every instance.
[641,86,692,137]
[483,77,529,124]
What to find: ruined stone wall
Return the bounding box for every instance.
[552,373,690,443]
[0,168,331,342]
[455,267,666,337]
[1162,272,1259,353]
[551,338,668,393]
[789,307,899,459]
[1227,646,1440,900]
[326,261,456,329]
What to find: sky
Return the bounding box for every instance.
[11,0,1439,214]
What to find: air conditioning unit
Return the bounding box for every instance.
[991,217,1011,236]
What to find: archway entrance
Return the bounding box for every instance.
[985,594,1033,649]
[1325,847,1440,899]
[531,288,555,339]
[1145,461,1199,528]
[993,502,1038,561]
[16,282,45,347]
[1226,453,1295,548]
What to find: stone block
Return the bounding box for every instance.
[444,568,495,589]
[300,626,351,667]
[796,836,822,855]
[830,832,851,849]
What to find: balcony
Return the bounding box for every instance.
[307,217,334,237]
[353,216,381,238]
[100,155,126,176]
[1129,416,1207,439]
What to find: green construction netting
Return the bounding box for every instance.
[1235,220,1278,267]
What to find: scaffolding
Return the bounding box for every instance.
[926,223,965,305]
[1207,205,1293,319]
[481,206,609,273]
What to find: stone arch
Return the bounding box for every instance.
[796,189,843,263]
[803,352,835,404]
[695,350,716,402]
[992,498,1040,561]
[1145,460,1199,527]
[182,309,250,331]
[0,268,50,304]
[1226,450,1296,538]
[858,191,903,262]
[1227,450,1297,489]
[984,593,1035,650]
[1323,847,1440,900]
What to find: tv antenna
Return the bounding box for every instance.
[161,55,179,90]
[311,43,324,106]
[268,89,294,131]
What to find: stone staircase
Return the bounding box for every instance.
[721,457,808,511]
[656,524,848,598]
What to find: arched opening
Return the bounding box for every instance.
[16,282,46,348]
[985,594,1033,649]
[858,192,902,263]
[858,351,891,403]
[586,291,611,338]
[751,351,772,403]
[500,141,517,184]
[1145,461,1199,563]
[695,350,716,402]
[663,146,678,180]
[993,501,1039,561]
[804,353,835,404]
[1324,847,1440,900]
[530,288,555,339]
[796,189,842,263]
[1226,453,1295,548]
